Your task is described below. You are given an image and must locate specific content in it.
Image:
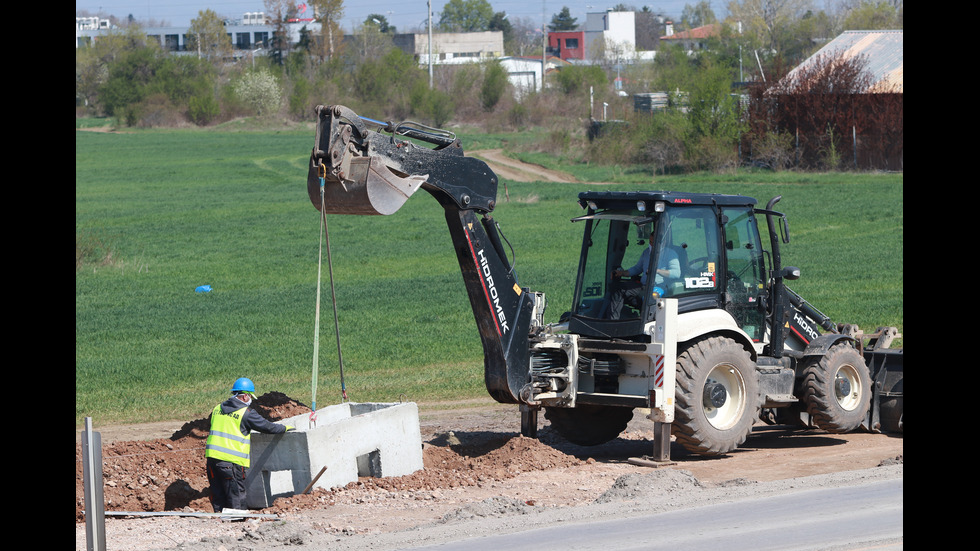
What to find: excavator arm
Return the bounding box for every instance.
[306,105,540,404]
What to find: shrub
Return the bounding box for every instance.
[536,128,572,155]
[747,130,794,170]
[409,81,455,127]
[480,61,507,112]
[508,103,529,129]
[350,48,425,118]
[288,76,312,120]
[685,135,738,173]
[638,112,689,174]
[426,89,455,127]
[188,93,220,125]
[233,70,282,116]
[554,65,607,96]
[135,93,185,127]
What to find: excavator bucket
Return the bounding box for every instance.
[307,153,427,216]
[307,104,444,216]
[308,104,498,217]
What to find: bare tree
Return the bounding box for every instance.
[507,16,543,57]
[634,7,663,51]
[309,0,345,60]
[681,1,717,29]
[265,0,298,63]
[727,0,809,54]
[187,9,232,61]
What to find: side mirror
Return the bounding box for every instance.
[780,266,800,280]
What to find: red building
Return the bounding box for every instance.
[548,31,586,61]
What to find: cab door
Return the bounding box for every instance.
[720,206,767,342]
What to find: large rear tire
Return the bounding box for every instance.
[673,336,761,455]
[802,343,872,433]
[544,404,633,446]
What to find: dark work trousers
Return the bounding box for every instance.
[607,279,644,320]
[206,457,248,512]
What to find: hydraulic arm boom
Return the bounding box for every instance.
[306,105,539,404]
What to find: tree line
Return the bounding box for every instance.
[75,1,902,172]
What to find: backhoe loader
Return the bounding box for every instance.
[306,105,903,458]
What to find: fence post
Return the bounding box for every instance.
[82,417,106,551]
[853,125,858,169]
[795,127,799,167]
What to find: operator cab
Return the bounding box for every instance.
[568,191,769,341]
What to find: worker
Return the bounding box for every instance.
[607,230,680,320]
[205,377,294,513]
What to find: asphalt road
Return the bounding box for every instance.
[405,476,903,551]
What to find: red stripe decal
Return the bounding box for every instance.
[654,355,664,388]
[464,228,502,336]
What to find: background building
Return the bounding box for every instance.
[395,31,503,65]
[548,31,586,61]
[76,13,319,57]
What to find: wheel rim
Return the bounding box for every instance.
[703,363,746,430]
[834,363,863,411]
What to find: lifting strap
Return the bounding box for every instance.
[311,165,348,426]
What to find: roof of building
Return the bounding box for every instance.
[790,30,903,93]
[660,24,721,41]
[500,55,569,65]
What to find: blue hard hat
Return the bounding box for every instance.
[231,377,256,394]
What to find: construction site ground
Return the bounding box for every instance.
[75,393,903,550]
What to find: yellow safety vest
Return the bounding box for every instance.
[205,404,251,467]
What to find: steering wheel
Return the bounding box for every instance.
[688,256,710,273]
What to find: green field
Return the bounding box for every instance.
[75,127,903,428]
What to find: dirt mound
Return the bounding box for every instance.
[439,496,542,523]
[593,469,704,504]
[75,394,582,523]
[75,392,312,522]
[257,432,582,516]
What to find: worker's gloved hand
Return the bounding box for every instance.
[284,425,295,432]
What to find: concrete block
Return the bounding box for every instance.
[244,402,423,509]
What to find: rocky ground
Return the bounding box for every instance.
[75,393,903,550]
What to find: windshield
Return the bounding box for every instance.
[572,211,655,320]
[571,205,725,321]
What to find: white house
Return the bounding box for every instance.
[575,10,658,62]
[498,55,569,96]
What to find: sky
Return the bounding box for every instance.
[75,1,716,33]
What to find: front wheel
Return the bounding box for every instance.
[672,337,761,455]
[802,343,872,433]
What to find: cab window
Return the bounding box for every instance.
[660,206,721,298]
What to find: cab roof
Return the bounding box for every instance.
[578,190,757,210]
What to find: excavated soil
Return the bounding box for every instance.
[75,393,903,550]
[74,393,588,522]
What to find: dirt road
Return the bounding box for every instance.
[75,396,902,550]
[469,150,580,183]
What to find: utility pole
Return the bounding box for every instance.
[541,0,546,92]
[428,0,433,88]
